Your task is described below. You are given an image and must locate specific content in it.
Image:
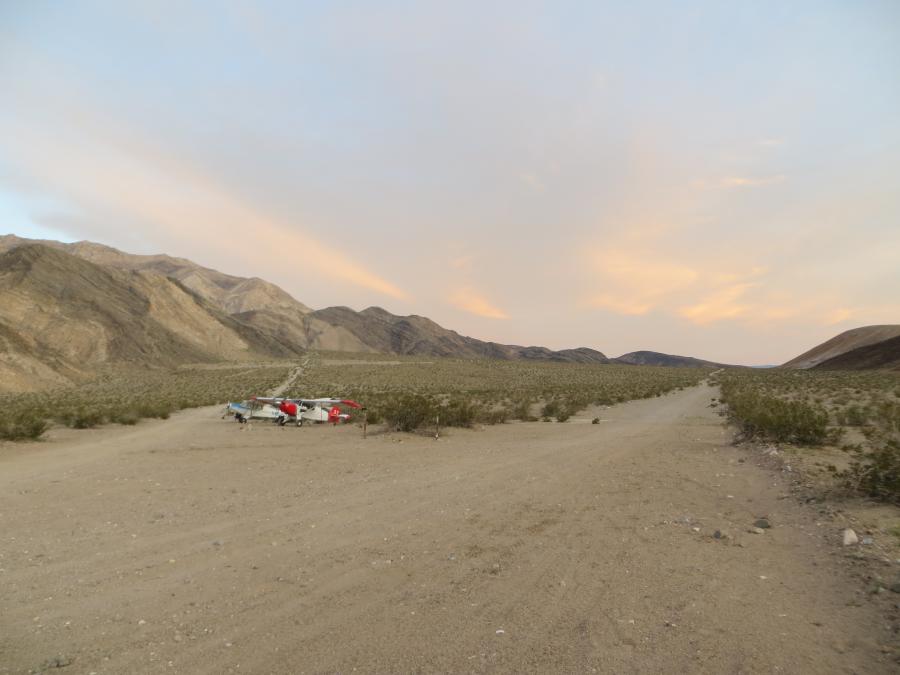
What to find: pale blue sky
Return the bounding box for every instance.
[1,1,898,363]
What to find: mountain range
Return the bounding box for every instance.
[1,234,728,391]
[2,234,893,392]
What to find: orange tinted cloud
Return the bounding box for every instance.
[587,249,698,315]
[824,308,853,325]
[449,287,510,319]
[720,175,786,188]
[678,283,757,324]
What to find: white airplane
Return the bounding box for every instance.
[224,400,281,422]
[228,396,363,426]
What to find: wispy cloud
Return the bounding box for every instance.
[719,174,786,188]
[449,254,475,271]
[678,282,758,324]
[449,287,510,319]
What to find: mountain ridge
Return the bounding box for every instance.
[0,234,730,390]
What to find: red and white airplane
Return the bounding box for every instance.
[250,396,363,426]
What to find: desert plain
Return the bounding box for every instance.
[2,380,896,674]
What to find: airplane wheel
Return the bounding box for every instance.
[297,419,303,427]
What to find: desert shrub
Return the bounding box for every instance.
[438,399,478,428]
[838,405,868,427]
[541,400,560,419]
[362,408,382,425]
[556,407,572,422]
[509,398,537,421]
[135,401,173,419]
[383,393,436,432]
[0,413,49,441]
[878,401,900,434]
[71,409,105,429]
[721,386,829,445]
[482,410,507,425]
[109,411,140,425]
[841,441,900,505]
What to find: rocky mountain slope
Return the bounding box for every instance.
[0,234,729,390]
[783,325,900,370]
[0,234,311,316]
[0,244,303,390]
[0,236,612,365]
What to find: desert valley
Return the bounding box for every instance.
[3,3,899,673]
[1,235,899,673]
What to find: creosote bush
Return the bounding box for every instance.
[841,441,900,505]
[0,413,48,441]
[721,385,829,445]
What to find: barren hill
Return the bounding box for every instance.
[0,244,303,390]
[612,350,725,368]
[812,334,900,371]
[783,325,900,369]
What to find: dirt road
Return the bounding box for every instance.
[1,384,894,673]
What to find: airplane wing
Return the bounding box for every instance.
[296,398,362,409]
[251,396,282,405]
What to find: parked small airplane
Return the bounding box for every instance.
[226,397,362,426]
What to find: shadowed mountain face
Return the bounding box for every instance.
[811,335,900,371]
[783,325,900,370]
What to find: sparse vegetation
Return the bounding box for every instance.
[717,368,900,503]
[0,362,293,441]
[286,352,709,433]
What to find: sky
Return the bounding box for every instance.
[1,1,898,365]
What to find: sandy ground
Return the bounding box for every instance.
[1,383,896,674]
